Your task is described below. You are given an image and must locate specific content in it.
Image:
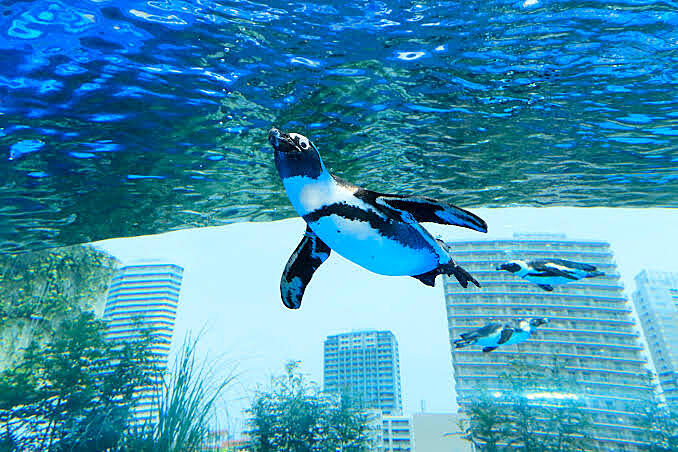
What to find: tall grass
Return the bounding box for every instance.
[119,334,235,452]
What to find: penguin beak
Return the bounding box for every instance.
[496,264,504,271]
[268,127,295,153]
[268,128,281,147]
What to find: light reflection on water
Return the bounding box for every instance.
[0,0,677,252]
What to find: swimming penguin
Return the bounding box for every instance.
[454,318,548,353]
[269,127,488,309]
[496,258,605,291]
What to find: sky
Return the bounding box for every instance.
[93,207,678,435]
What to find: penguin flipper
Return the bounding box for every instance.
[454,338,474,349]
[497,327,514,345]
[280,226,331,309]
[374,195,488,233]
[483,347,497,353]
[462,323,501,339]
[538,284,554,291]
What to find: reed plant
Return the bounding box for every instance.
[118,334,235,452]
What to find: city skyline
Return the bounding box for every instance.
[632,270,678,408]
[92,207,678,434]
[444,235,654,451]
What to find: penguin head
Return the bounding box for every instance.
[269,128,325,180]
[529,317,548,328]
[496,260,526,273]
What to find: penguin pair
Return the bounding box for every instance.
[453,318,549,353]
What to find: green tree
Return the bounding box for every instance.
[0,312,156,451]
[635,401,678,451]
[0,245,233,451]
[0,245,118,370]
[458,391,513,452]
[247,361,371,452]
[459,359,596,452]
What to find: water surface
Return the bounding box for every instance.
[1,0,677,252]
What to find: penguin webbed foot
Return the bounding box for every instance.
[445,262,481,289]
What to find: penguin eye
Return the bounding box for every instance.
[288,133,311,151]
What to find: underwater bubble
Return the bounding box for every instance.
[8,19,42,39]
[127,174,166,180]
[9,140,44,160]
[289,56,322,68]
[619,114,653,124]
[69,151,96,158]
[27,171,49,178]
[224,126,246,134]
[647,127,678,136]
[89,113,126,122]
[326,68,366,76]
[395,51,427,61]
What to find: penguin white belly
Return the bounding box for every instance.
[283,174,442,276]
[307,215,438,276]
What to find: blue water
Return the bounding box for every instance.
[1,0,677,252]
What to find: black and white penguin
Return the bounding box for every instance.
[454,318,548,353]
[269,127,488,309]
[496,258,605,291]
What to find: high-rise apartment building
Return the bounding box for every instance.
[103,262,184,421]
[444,234,654,451]
[632,270,678,408]
[323,330,403,415]
[380,414,413,452]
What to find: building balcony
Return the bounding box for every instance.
[448,313,635,325]
[452,349,646,364]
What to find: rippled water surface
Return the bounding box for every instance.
[1,0,677,252]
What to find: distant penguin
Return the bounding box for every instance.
[496,258,605,291]
[268,127,488,309]
[454,318,549,352]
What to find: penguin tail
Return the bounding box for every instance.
[587,271,605,278]
[440,261,481,289]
